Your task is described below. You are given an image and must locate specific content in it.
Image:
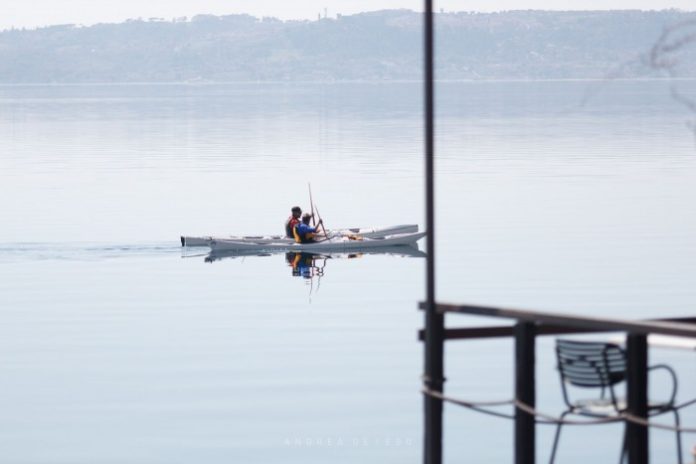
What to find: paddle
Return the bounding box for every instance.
[308,182,328,238]
[308,183,317,227]
[314,203,329,238]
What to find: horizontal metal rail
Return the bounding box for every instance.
[417,317,696,341]
[418,302,696,339]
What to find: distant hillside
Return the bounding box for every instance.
[1,9,695,83]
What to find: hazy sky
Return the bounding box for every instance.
[3,0,696,31]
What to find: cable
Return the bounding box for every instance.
[623,413,696,434]
[422,387,696,432]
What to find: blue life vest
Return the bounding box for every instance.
[294,223,318,243]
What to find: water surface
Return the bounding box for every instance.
[1,80,695,463]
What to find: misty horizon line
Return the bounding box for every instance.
[2,7,693,33]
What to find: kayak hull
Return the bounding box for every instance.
[210,232,426,252]
[181,224,418,247]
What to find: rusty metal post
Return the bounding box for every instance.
[423,1,444,463]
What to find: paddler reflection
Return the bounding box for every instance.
[285,252,363,279]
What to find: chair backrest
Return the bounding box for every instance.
[556,340,627,388]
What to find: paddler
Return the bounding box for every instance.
[293,213,323,243]
[284,206,302,238]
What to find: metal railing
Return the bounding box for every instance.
[419,301,696,464]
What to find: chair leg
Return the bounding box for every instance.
[673,409,683,464]
[619,421,628,464]
[548,411,569,464]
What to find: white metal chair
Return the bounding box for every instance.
[549,339,682,464]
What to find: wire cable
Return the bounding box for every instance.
[422,387,696,432]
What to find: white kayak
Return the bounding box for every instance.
[181,224,418,247]
[209,231,426,252]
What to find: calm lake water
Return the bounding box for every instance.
[1,80,695,463]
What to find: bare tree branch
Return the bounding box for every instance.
[649,20,696,123]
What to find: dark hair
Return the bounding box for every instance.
[291,206,302,213]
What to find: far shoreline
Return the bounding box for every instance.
[1,77,695,87]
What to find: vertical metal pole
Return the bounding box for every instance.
[514,322,536,464]
[626,334,648,464]
[423,1,443,464]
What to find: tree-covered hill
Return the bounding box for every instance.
[1,9,695,83]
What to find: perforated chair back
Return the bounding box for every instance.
[550,339,683,464]
[556,340,626,389]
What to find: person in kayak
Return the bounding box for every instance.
[293,213,323,243]
[284,206,302,238]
